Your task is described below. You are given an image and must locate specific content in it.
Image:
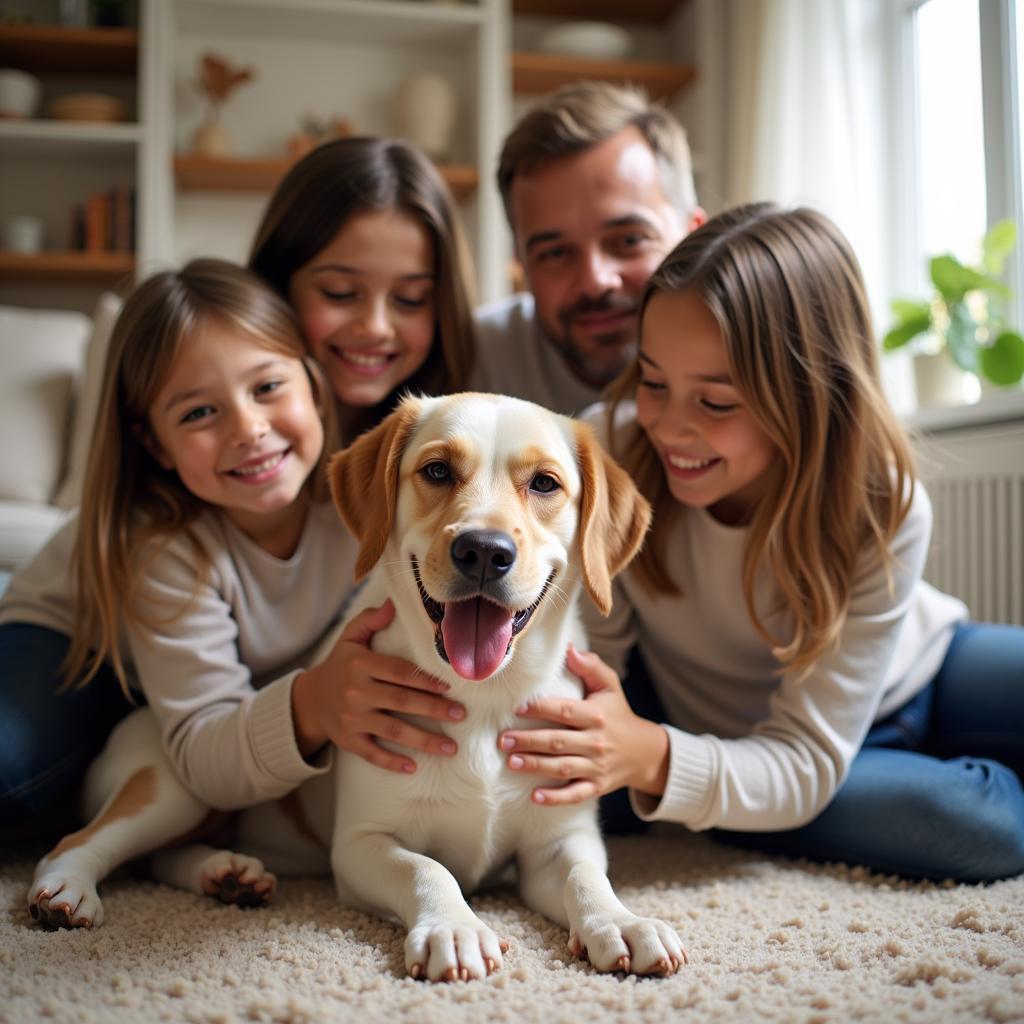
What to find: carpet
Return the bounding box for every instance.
[2,826,1022,1024]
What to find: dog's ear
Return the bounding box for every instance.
[328,397,422,580]
[573,420,652,615]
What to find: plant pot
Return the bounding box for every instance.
[913,352,971,408]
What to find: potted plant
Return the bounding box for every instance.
[883,220,1024,405]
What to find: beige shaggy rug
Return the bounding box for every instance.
[1,826,1023,1024]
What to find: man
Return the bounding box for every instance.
[471,81,705,415]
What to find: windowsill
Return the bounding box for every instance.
[904,388,1024,434]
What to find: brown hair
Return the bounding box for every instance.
[607,203,916,676]
[497,81,698,229]
[249,135,476,442]
[65,258,338,694]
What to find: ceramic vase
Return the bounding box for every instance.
[393,71,457,160]
[192,112,233,157]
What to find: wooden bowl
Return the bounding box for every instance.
[48,93,126,123]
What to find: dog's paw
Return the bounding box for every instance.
[198,851,277,908]
[28,873,104,929]
[406,917,508,982]
[570,913,687,975]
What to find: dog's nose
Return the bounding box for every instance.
[451,530,517,587]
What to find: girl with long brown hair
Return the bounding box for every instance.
[497,204,1024,882]
[0,257,463,829]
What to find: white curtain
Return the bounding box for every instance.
[717,0,915,411]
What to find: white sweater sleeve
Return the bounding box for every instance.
[632,489,935,832]
[126,535,330,810]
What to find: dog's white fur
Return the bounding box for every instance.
[28,394,685,981]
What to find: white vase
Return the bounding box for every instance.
[913,352,971,409]
[192,113,233,157]
[393,71,457,161]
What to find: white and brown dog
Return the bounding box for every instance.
[29,393,686,981]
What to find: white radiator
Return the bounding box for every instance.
[915,420,1024,625]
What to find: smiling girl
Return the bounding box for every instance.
[0,259,463,830]
[498,204,1024,882]
[249,135,476,443]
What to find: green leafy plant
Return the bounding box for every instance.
[883,220,1024,388]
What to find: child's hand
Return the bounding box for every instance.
[497,645,669,805]
[292,599,465,771]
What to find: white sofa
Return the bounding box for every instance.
[0,294,121,579]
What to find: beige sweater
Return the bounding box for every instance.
[0,501,358,810]
[581,403,968,833]
[471,292,602,416]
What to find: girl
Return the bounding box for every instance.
[497,203,1024,883]
[249,134,476,444]
[0,259,461,829]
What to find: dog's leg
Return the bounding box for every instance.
[150,843,276,907]
[333,832,507,982]
[27,708,208,930]
[518,827,687,975]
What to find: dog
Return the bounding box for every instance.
[28,393,686,981]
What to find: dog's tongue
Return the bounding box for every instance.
[441,597,514,680]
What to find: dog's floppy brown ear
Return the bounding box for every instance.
[328,397,422,580]
[573,420,652,615]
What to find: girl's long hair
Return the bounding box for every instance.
[607,203,915,676]
[249,135,476,442]
[64,258,338,694]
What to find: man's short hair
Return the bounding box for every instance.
[496,81,698,230]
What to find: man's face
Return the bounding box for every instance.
[510,126,687,388]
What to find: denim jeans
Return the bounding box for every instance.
[721,623,1024,881]
[0,623,136,826]
[609,623,1024,882]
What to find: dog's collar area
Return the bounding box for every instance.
[411,557,556,672]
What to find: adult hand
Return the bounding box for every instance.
[292,599,465,772]
[496,644,668,805]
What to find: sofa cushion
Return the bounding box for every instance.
[0,305,90,505]
[0,500,70,572]
[55,292,123,510]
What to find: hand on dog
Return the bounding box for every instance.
[498,645,669,805]
[292,600,466,772]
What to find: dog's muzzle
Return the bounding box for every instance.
[412,552,554,682]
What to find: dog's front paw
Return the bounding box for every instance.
[571,913,687,975]
[28,873,104,929]
[406,917,508,982]
[198,850,277,908]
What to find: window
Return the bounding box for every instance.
[896,0,1024,409]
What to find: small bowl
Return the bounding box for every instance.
[0,69,42,119]
[536,21,633,61]
[48,92,126,123]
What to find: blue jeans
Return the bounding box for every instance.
[721,622,1024,881]
[610,623,1024,882]
[0,623,136,827]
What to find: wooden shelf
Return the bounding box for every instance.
[0,25,138,76]
[512,0,686,21]
[511,51,696,99]
[0,250,134,283]
[174,155,480,202]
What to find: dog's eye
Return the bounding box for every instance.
[421,461,452,484]
[530,473,560,494]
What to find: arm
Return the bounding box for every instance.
[126,535,324,810]
[504,489,936,831]
[129,534,464,810]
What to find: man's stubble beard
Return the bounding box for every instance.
[546,294,638,388]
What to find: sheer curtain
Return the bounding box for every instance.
[718,0,914,410]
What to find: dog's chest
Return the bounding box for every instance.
[399,719,535,884]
